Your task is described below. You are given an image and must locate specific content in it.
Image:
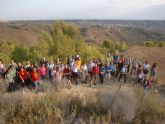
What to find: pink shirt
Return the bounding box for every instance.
[39,67,46,76]
[0,64,5,73]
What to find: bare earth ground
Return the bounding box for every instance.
[124,46,165,85]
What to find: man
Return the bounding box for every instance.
[71,64,79,85]
[118,64,127,83]
[143,61,150,75]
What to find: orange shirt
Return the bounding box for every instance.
[18,70,27,80]
[30,71,39,82]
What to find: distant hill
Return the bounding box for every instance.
[0,20,165,46]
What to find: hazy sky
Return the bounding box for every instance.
[0,0,165,20]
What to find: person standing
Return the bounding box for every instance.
[5,65,16,92]
[118,64,127,83]
[39,64,47,80]
[99,65,105,84]
[30,67,40,92]
[143,61,150,75]
[150,63,158,82]
[90,63,99,86]
[0,59,5,78]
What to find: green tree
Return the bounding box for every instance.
[12,46,30,63]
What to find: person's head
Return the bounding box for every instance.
[26,61,30,65]
[152,63,157,69]
[145,61,148,64]
[138,65,141,68]
[65,64,68,68]
[90,60,93,63]
[33,67,37,72]
[95,63,98,67]
[18,62,22,67]
[0,59,3,64]
[20,67,24,71]
[43,57,46,61]
[121,55,124,58]
[42,64,45,67]
[11,59,14,63]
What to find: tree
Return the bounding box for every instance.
[12,46,30,63]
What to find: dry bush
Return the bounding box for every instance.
[133,90,165,124]
[0,77,8,94]
[0,83,165,124]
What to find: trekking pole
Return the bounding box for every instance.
[109,81,123,109]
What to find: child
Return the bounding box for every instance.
[30,68,40,92]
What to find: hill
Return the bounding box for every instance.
[0,20,165,45]
[124,46,165,85]
[0,21,49,46]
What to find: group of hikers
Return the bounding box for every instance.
[0,51,158,93]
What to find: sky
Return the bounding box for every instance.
[0,0,165,20]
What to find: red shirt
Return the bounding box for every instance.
[63,67,70,74]
[92,66,99,74]
[119,58,125,63]
[30,71,39,82]
[18,70,27,80]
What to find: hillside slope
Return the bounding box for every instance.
[124,46,165,85]
[0,22,48,46]
[0,21,165,46]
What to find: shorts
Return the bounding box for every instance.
[31,81,39,88]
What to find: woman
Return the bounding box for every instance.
[5,65,16,92]
[0,59,5,78]
[150,63,158,82]
[39,64,47,80]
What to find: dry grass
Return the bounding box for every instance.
[0,80,165,124]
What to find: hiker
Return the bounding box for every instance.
[39,64,47,80]
[130,58,138,75]
[143,76,151,90]
[81,63,88,83]
[10,59,17,67]
[109,62,116,81]
[118,64,127,83]
[115,55,125,78]
[87,60,95,82]
[136,65,144,84]
[97,58,103,68]
[124,56,131,73]
[0,59,5,78]
[90,63,99,86]
[105,62,111,80]
[5,65,16,92]
[17,67,28,87]
[29,67,40,92]
[150,63,158,82]
[113,51,120,64]
[63,64,72,89]
[71,64,79,85]
[47,60,55,81]
[99,64,105,84]
[107,52,113,63]
[40,57,48,67]
[25,61,32,72]
[143,61,150,75]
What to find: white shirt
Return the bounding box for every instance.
[72,66,78,73]
[87,63,94,72]
[143,64,149,70]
